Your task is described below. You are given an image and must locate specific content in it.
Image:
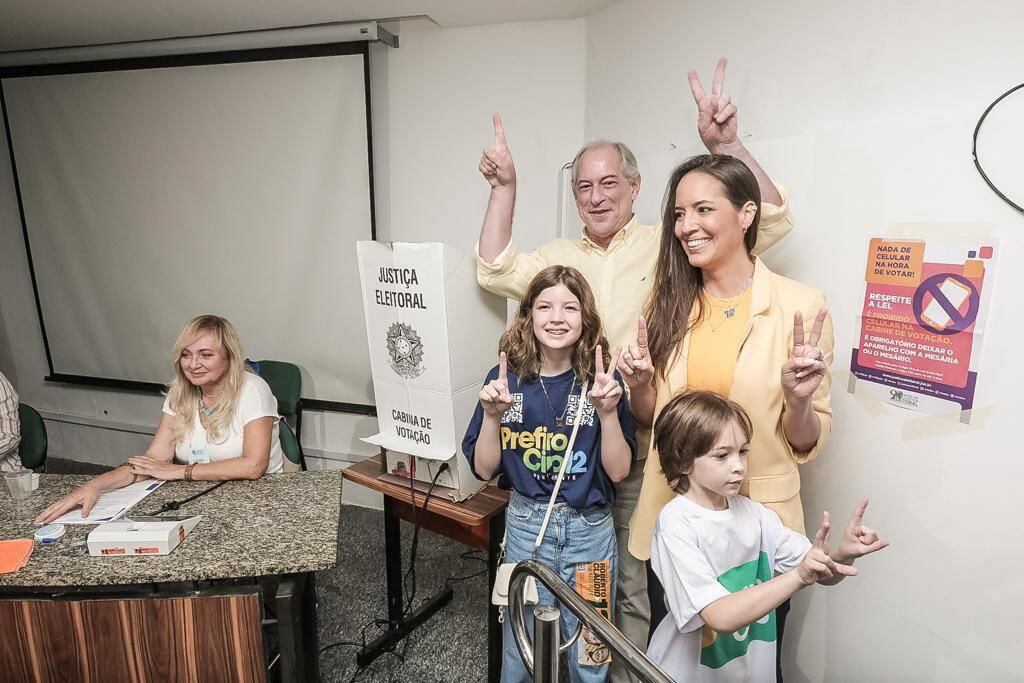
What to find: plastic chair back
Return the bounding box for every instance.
[256,360,305,470]
[17,403,47,472]
[256,360,301,419]
[279,420,302,467]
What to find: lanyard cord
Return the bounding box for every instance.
[533,378,589,552]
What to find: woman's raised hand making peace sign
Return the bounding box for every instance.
[781,308,829,403]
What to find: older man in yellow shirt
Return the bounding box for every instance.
[475,60,794,681]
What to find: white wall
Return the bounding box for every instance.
[586,0,1023,680]
[0,16,586,509]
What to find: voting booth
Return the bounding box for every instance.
[357,242,507,501]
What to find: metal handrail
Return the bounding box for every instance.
[508,559,674,683]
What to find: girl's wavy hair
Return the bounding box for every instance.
[500,265,610,384]
[643,154,761,377]
[165,315,249,444]
[654,390,753,494]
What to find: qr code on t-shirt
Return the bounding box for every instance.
[502,393,524,424]
[566,395,595,427]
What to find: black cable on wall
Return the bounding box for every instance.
[971,82,1024,215]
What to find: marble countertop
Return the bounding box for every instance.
[0,471,342,588]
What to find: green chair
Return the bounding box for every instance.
[256,360,306,471]
[17,403,47,472]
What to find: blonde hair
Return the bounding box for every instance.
[499,265,610,384]
[166,315,248,444]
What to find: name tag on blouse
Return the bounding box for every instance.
[190,448,210,464]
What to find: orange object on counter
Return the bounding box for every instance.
[0,538,33,573]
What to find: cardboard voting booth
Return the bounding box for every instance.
[357,241,506,501]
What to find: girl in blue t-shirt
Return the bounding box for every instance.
[462,265,637,683]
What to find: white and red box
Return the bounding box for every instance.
[87,516,202,556]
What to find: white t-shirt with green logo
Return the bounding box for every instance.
[647,494,811,682]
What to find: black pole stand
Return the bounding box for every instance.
[356,496,453,667]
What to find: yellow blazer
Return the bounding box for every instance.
[627,257,834,560]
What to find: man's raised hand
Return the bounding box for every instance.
[689,57,739,153]
[479,113,516,189]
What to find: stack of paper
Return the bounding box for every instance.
[0,539,33,573]
[52,479,164,525]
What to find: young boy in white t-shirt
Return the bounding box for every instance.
[647,391,889,682]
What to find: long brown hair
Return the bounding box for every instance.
[500,265,610,383]
[643,155,761,377]
[654,390,753,494]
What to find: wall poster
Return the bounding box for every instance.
[849,236,997,423]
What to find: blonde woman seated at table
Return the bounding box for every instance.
[37,315,283,524]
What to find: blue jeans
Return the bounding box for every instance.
[501,491,618,683]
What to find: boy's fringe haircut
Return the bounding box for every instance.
[654,390,753,493]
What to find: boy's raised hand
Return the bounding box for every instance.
[797,511,857,586]
[589,345,624,416]
[835,500,890,563]
[480,351,513,417]
[617,316,655,389]
[479,113,516,189]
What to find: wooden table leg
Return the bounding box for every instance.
[276,572,318,682]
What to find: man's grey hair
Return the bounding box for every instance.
[570,140,640,186]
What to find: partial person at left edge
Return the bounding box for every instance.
[36,315,284,524]
[0,369,22,471]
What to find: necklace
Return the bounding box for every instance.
[704,276,753,333]
[707,276,752,317]
[198,386,221,417]
[538,375,573,427]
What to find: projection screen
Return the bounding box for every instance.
[1,44,375,411]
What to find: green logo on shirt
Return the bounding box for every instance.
[700,552,776,669]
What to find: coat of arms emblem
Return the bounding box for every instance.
[386,322,425,379]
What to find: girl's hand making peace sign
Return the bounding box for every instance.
[589,345,624,416]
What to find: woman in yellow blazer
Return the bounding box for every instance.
[616,154,833,670]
